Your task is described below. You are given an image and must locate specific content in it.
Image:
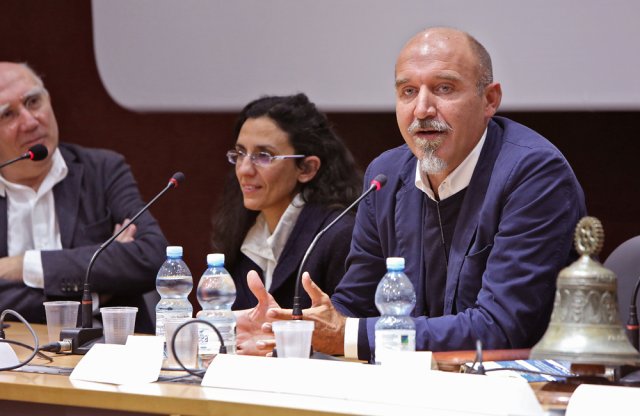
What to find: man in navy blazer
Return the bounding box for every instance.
[0,62,167,331]
[241,27,586,360]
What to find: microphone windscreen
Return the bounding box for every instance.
[28,144,48,161]
[169,172,186,187]
[371,174,387,190]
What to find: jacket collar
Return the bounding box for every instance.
[269,203,336,293]
[53,144,83,248]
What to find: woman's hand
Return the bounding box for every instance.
[235,270,281,356]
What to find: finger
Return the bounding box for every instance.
[247,270,270,303]
[266,307,293,321]
[256,339,276,351]
[122,224,137,241]
[261,322,273,334]
[125,223,137,237]
[301,272,329,306]
[116,226,136,243]
[236,343,254,356]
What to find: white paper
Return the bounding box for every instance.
[70,335,164,385]
[0,342,20,368]
[566,384,640,416]
[380,351,437,372]
[203,354,543,415]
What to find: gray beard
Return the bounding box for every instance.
[416,137,447,175]
[419,151,448,175]
[409,119,451,175]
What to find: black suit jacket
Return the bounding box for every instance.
[230,203,354,310]
[0,143,167,331]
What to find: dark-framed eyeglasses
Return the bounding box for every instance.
[226,149,306,167]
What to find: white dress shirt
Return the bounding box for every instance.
[0,148,67,288]
[344,129,487,359]
[241,194,305,291]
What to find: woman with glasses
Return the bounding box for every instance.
[212,93,362,310]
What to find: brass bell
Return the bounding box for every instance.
[530,216,640,366]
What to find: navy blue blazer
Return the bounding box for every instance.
[231,203,354,310]
[0,143,167,329]
[331,117,587,358]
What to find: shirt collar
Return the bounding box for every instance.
[0,147,68,197]
[241,194,306,290]
[414,128,487,201]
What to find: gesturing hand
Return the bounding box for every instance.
[266,272,347,355]
[235,270,281,356]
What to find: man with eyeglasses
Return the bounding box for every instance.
[242,27,586,360]
[0,62,167,330]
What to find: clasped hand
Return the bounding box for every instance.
[235,271,347,356]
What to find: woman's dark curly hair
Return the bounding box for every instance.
[211,93,362,266]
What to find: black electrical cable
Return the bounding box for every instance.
[0,338,53,363]
[0,310,43,371]
[466,338,576,379]
[169,319,226,379]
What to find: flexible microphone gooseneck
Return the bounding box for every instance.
[62,172,185,354]
[81,172,186,328]
[291,174,387,320]
[0,144,49,169]
[473,339,486,375]
[626,278,640,350]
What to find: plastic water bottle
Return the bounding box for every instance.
[155,246,193,347]
[196,253,237,366]
[374,257,416,364]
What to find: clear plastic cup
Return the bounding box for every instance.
[164,318,198,368]
[100,307,138,344]
[43,301,79,343]
[272,320,314,358]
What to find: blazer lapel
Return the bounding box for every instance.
[270,204,329,293]
[53,149,83,248]
[0,196,7,257]
[395,161,427,317]
[444,121,503,313]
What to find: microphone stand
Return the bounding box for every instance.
[0,154,30,169]
[61,173,185,354]
[291,175,387,320]
[273,175,386,359]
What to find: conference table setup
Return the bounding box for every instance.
[0,323,540,416]
[1,321,638,416]
[1,217,640,416]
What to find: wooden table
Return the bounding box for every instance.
[0,322,568,415]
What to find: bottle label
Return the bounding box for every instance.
[156,311,192,337]
[374,329,416,364]
[198,325,222,355]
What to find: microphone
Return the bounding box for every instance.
[625,278,640,350]
[0,144,49,168]
[291,174,387,319]
[61,172,185,354]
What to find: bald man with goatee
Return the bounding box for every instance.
[236,27,587,362]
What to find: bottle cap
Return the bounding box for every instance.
[386,257,405,270]
[166,246,183,258]
[207,253,225,266]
